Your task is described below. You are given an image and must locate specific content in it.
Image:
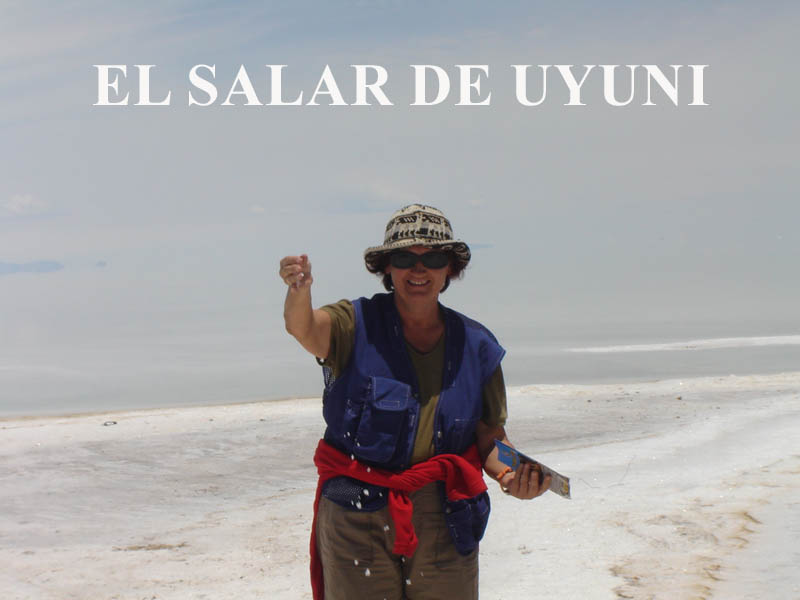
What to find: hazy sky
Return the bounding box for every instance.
[1,1,798,410]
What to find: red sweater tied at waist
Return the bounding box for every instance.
[309,439,487,600]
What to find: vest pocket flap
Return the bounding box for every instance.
[354,376,411,463]
[371,376,411,410]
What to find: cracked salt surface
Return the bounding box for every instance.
[1,373,798,599]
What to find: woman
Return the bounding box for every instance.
[279,204,550,600]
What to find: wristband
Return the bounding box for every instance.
[495,466,512,482]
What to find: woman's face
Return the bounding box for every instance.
[385,245,453,303]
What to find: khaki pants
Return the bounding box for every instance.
[316,482,479,600]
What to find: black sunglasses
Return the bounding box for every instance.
[389,250,450,270]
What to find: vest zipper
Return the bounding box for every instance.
[431,307,451,456]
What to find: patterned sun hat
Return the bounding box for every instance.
[364,204,471,272]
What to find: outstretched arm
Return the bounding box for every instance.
[279,254,332,359]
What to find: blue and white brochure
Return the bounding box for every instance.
[495,440,571,499]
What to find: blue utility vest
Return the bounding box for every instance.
[320,292,505,555]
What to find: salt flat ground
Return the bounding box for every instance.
[1,373,799,600]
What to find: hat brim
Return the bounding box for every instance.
[364,239,471,273]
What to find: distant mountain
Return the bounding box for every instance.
[0,261,65,276]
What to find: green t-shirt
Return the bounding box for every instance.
[319,299,507,465]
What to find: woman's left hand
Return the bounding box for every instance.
[500,463,552,500]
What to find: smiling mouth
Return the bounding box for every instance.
[408,279,430,287]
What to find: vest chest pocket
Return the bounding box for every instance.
[446,416,479,455]
[322,379,363,443]
[354,376,411,464]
